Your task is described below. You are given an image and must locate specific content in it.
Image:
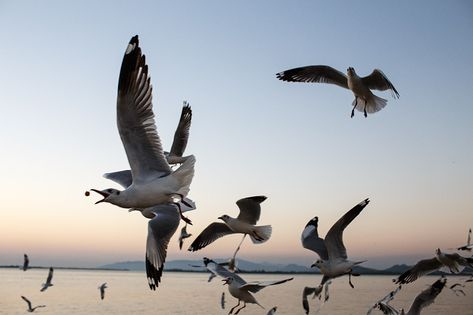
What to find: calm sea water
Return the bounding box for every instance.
[1,269,472,314]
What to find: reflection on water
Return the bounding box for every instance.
[1,269,472,314]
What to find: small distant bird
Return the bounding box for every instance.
[223,275,293,314]
[449,283,466,296]
[98,282,108,300]
[401,277,446,315]
[276,65,399,118]
[202,257,245,284]
[456,228,472,251]
[23,254,29,271]
[178,224,192,250]
[367,285,402,315]
[302,198,370,288]
[267,306,278,315]
[21,296,45,313]
[221,292,226,309]
[89,35,196,224]
[188,196,271,251]
[395,249,473,284]
[40,267,54,292]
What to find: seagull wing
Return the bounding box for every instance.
[117,35,171,182]
[407,278,446,314]
[236,196,267,225]
[241,277,294,293]
[301,217,329,260]
[395,258,443,284]
[361,69,400,98]
[303,287,317,314]
[103,170,133,188]
[145,204,180,290]
[276,65,348,89]
[207,261,246,285]
[45,267,54,284]
[169,102,192,157]
[21,296,32,310]
[23,254,29,271]
[324,198,370,260]
[188,222,235,251]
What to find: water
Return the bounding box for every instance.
[1,269,472,314]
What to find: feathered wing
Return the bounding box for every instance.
[103,170,133,188]
[276,65,348,88]
[117,35,172,182]
[324,198,370,260]
[188,222,235,251]
[169,102,192,157]
[303,286,320,315]
[367,285,402,315]
[236,195,267,225]
[241,277,294,293]
[145,205,180,290]
[395,258,443,284]
[21,296,32,310]
[301,217,329,260]
[406,278,446,315]
[361,69,400,98]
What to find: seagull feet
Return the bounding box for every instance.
[351,108,355,118]
[348,272,357,288]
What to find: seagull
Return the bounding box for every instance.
[456,228,472,251]
[98,282,107,300]
[202,257,246,284]
[395,248,473,284]
[401,277,446,315]
[21,296,46,313]
[179,224,192,250]
[223,275,293,314]
[267,306,278,315]
[22,254,29,271]
[367,285,402,315]
[449,282,466,296]
[89,35,195,224]
[302,198,370,288]
[276,66,399,118]
[40,267,53,292]
[188,196,271,251]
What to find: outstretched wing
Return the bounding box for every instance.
[241,277,294,293]
[188,222,235,251]
[103,170,133,188]
[236,196,267,225]
[21,296,32,310]
[117,35,171,182]
[301,217,329,261]
[46,267,54,284]
[169,102,192,157]
[407,278,446,314]
[395,258,443,284]
[361,69,399,98]
[276,65,348,89]
[145,205,180,290]
[325,198,370,260]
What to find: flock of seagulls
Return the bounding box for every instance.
[14,35,470,314]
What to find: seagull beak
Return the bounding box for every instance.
[222,278,230,285]
[217,216,223,220]
[310,263,317,268]
[91,189,109,204]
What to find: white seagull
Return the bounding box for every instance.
[401,277,446,315]
[188,196,271,251]
[223,275,293,315]
[395,248,473,284]
[276,66,399,118]
[90,35,195,224]
[98,282,107,300]
[21,296,46,313]
[40,267,53,292]
[301,198,370,288]
[178,224,192,250]
[22,254,29,271]
[456,228,472,251]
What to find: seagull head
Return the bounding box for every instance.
[222,277,233,286]
[90,188,121,204]
[218,214,231,223]
[347,67,356,76]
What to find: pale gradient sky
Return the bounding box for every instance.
[0,1,472,269]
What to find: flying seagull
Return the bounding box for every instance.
[302,198,370,288]
[202,257,246,284]
[178,224,192,250]
[89,35,195,224]
[40,267,54,292]
[302,285,323,314]
[367,285,402,315]
[456,228,472,251]
[402,277,446,315]
[188,196,271,251]
[395,248,473,284]
[223,275,293,314]
[22,254,29,271]
[98,282,107,300]
[276,66,399,117]
[21,296,46,313]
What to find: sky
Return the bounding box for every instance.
[0,1,472,269]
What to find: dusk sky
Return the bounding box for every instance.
[1,1,472,269]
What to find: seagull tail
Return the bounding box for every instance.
[249,225,272,244]
[354,95,387,114]
[173,155,196,197]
